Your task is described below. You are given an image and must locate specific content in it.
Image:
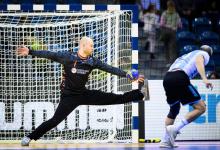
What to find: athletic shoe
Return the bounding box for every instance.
[21,136,31,146]
[160,140,178,148]
[166,125,178,147]
[138,79,150,101]
[160,129,180,148]
[160,141,172,148]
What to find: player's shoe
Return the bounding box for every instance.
[138,79,150,101]
[160,140,172,148]
[21,136,31,146]
[160,128,180,148]
[166,125,178,147]
[160,140,178,148]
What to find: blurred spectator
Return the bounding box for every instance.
[142,4,159,59]
[141,0,160,10]
[138,1,145,27]
[159,0,182,65]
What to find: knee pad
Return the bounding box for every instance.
[167,103,181,119]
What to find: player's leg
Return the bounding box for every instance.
[21,94,79,146]
[27,100,79,140]
[78,79,149,105]
[166,100,205,147]
[80,89,144,105]
[166,83,203,146]
[160,102,181,148]
[185,100,206,122]
[164,103,180,136]
[160,71,181,148]
[169,100,206,133]
[165,102,181,125]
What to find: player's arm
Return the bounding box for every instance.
[195,55,213,90]
[93,58,144,82]
[16,46,71,64]
[93,58,127,77]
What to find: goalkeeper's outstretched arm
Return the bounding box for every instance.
[16,46,72,64]
[93,58,144,82]
[93,58,127,77]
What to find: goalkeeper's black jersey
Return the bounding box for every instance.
[29,50,127,94]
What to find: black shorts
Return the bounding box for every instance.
[163,71,201,106]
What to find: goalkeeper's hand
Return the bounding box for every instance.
[137,75,145,83]
[16,45,29,56]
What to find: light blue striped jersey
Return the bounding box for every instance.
[168,50,210,79]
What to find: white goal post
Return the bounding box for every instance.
[0,4,139,143]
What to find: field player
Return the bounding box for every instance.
[160,45,214,148]
[16,36,148,146]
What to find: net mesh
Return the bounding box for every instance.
[0,10,133,142]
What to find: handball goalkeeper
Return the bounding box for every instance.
[16,36,148,146]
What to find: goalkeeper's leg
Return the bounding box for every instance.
[21,95,79,146]
[80,89,144,105]
[80,79,149,105]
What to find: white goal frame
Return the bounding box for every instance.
[0,4,139,143]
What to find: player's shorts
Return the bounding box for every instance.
[163,70,201,106]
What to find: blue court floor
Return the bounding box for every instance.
[0,141,219,150]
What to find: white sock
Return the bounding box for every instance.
[162,127,169,142]
[163,132,169,141]
[174,118,189,132]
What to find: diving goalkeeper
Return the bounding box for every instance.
[16,36,148,146]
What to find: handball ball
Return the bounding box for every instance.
[131,69,139,79]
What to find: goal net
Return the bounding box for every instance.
[0,10,133,142]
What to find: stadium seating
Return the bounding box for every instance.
[217,19,220,35]
[205,45,220,71]
[177,18,189,33]
[179,45,199,56]
[192,17,212,34]
[199,31,220,45]
[176,31,196,50]
[212,45,220,54]
[181,18,189,30]
[213,55,220,67]
[206,59,215,71]
[211,45,220,66]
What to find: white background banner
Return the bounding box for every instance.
[0,104,125,131]
[145,80,220,140]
